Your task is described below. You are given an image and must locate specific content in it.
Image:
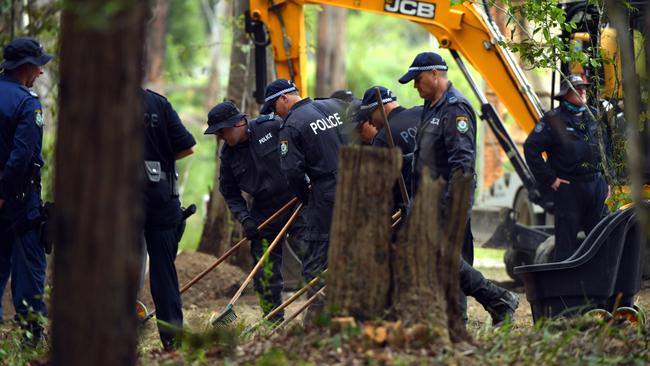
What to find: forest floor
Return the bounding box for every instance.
[2,249,650,365]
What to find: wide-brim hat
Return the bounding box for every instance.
[260,79,298,114]
[1,37,53,70]
[204,101,246,135]
[554,74,590,100]
[398,52,448,84]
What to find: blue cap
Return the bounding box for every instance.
[205,101,246,135]
[358,86,396,119]
[260,79,298,114]
[398,52,448,84]
[1,37,53,71]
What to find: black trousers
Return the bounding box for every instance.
[553,176,608,261]
[250,228,285,318]
[145,226,183,347]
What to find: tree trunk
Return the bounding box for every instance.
[392,175,448,335]
[326,146,401,320]
[441,171,473,342]
[51,2,147,365]
[392,170,472,343]
[315,6,347,98]
[145,0,169,91]
[197,140,234,256]
[202,0,229,110]
[604,0,650,283]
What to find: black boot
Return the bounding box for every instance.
[483,290,519,325]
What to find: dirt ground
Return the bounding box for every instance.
[2,250,650,361]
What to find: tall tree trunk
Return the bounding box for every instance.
[202,0,229,110]
[197,140,234,256]
[315,6,347,98]
[327,146,401,320]
[604,0,650,281]
[51,2,147,365]
[145,0,169,91]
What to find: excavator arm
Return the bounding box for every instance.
[248,0,548,206]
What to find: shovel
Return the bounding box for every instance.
[141,197,298,323]
[210,202,304,327]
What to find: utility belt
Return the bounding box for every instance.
[309,171,336,183]
[144,160,179,197]
[0,162,42,202]
[557,171,602,183]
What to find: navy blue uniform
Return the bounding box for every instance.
[524,103,607,261]
[142,89,196,349]
[278,97,347,309]
[372,105,420,207]
[413,82,476,263]
[0,75,46,333]
[219,114,306,318]
[413,82,513,321]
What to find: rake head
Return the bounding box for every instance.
[210,304,238,327]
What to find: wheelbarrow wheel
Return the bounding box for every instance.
[585,308,612,321]
[613,306,641,326]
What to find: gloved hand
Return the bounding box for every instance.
[242,218,260,240]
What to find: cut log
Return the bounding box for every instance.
[326,146,401,320]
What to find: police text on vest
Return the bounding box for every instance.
[310,113,342,135]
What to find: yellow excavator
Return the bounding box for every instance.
[245,0,647,320]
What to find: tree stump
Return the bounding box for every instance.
[442,171,473,342]
[326,146,402,320]
[393,169,473,343]
[392,172,449,341]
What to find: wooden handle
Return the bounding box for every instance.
[263,269,327,321]
[228,203,304,306]
[375,88,410,207]
[179,197,299,294]
[274,286,326,332]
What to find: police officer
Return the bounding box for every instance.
[329,89,356,103]
[524,74,607,261]
[142,88,196,351]
[358,86,420,207]
[261,79,347,322]
[0,37,51,346]
[348,100,377,145]
[205,101,305,322]
[399,52,518,324]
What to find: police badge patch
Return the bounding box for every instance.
[35,109,44,127]
[456,116,469,133]
[534,121,544,133]
[280,140,289,157]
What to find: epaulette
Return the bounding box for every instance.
[19,85,39,98]
[254,114,275,124]
[146,88,168,100]
[447,95,458,104]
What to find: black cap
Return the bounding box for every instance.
[398,52,448,84]
[260,79,298,114]
[358,86,396,119]
[204,101,246,135]
[330,89,355,103]
[1,37,53,71]
[554,74,590,100]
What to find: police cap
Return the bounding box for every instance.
[554,74,590,100]
[260,79,298,114]
[358,86,396,119]
[204,101,246,135]
[330,89,355,103]
[398,52,448,84]
[1,37,53,71]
